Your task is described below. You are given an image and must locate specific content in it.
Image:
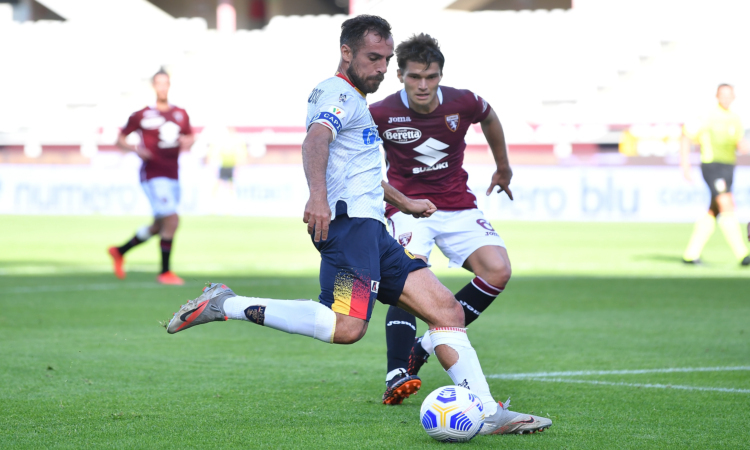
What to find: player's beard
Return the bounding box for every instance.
[347,62,384,95]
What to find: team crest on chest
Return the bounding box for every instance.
[445,114,460,132]
[398,232,412,247]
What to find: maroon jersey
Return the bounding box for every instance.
[370,86,491,217]
[120,105,192,181]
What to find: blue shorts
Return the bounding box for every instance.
[313,201,428,321]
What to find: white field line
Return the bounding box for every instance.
[4,278,300,294]
[488,366,750,380]
[513,377,750,394]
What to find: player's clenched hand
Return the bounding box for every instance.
[303,194,331,242]
[403,199,437,219]
[486,166,513,200]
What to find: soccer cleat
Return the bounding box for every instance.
[741,256,750,266]
[682,258,702,265]
[166,283,236,334]
[108,247,126,280]
[407,336,430,376]
[382,371,421,405]
[157,271,185,285]
[479,398,552,435]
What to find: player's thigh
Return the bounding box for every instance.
[142,177,180,218]
[463,245,511,281]
[434,209,506,269]
[396,268,464,329]
[314,213,381,327]
[388,212,438,260]
[374,233,461,328]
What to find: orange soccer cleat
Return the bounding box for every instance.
[157,271,185,285]
[108,247,126,280]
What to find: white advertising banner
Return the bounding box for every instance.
[1,161,748,222]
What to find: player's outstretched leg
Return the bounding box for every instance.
[406,274,507,377]
[398,268,551,435]
[165,283,337,343]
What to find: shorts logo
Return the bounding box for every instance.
[476,219,495,232]
[714,178,727,194]
[398,232,412,247]
[445,114,460,132]
[404,248,416,259]
[371,280,380,293]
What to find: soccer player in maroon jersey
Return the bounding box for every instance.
[107,69,194,285]
[369,34,514,404]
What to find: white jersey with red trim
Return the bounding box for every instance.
[306,75,385,223]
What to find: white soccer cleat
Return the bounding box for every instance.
[479,398,552,435]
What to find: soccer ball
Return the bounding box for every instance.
[419,385,485,442]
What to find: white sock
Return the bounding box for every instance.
[421,330,434,355]
[385,368,406,383]
[136,225,153,240]
[429,327,498,416]
[223,296,336,343]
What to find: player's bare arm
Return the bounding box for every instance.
[302,123,333,242]
[381,180,436,218]
[116,132,152,160]
[178,134,195,150]
[480,108,513,199]
[680,134,693,182]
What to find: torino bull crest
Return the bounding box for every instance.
[420,386,485,442]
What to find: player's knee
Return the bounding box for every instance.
[433,292,465,328]
[477,260,511,289]
[333,315,367,344]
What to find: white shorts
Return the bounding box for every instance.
[387,209,505,268]
[141,177,180,218]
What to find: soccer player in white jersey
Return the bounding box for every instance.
[164,15,550,435]
[369,34,515,406]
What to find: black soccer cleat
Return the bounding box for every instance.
[407,336,430,376]
[741,256,750,266]
[382,371,421,405]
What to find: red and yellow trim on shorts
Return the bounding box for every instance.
[331,268,372,321]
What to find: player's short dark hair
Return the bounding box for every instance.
[717,83,733,93]
[396,33,445,73]
[152,68,169,82]
[340,14,392,54]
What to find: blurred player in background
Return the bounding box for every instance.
[207,126,247,200]
[369,34,514,404]
[108,69,194,285]
[681,84,749,266]
[165,15,550,435]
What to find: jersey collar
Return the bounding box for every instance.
[400,87,443,110]
[335,72,365,98]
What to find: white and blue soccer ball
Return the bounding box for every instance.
[419,385,485,442]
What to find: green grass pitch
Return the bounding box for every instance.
[1,216,749,449]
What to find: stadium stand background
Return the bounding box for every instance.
[1,0,749,220]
